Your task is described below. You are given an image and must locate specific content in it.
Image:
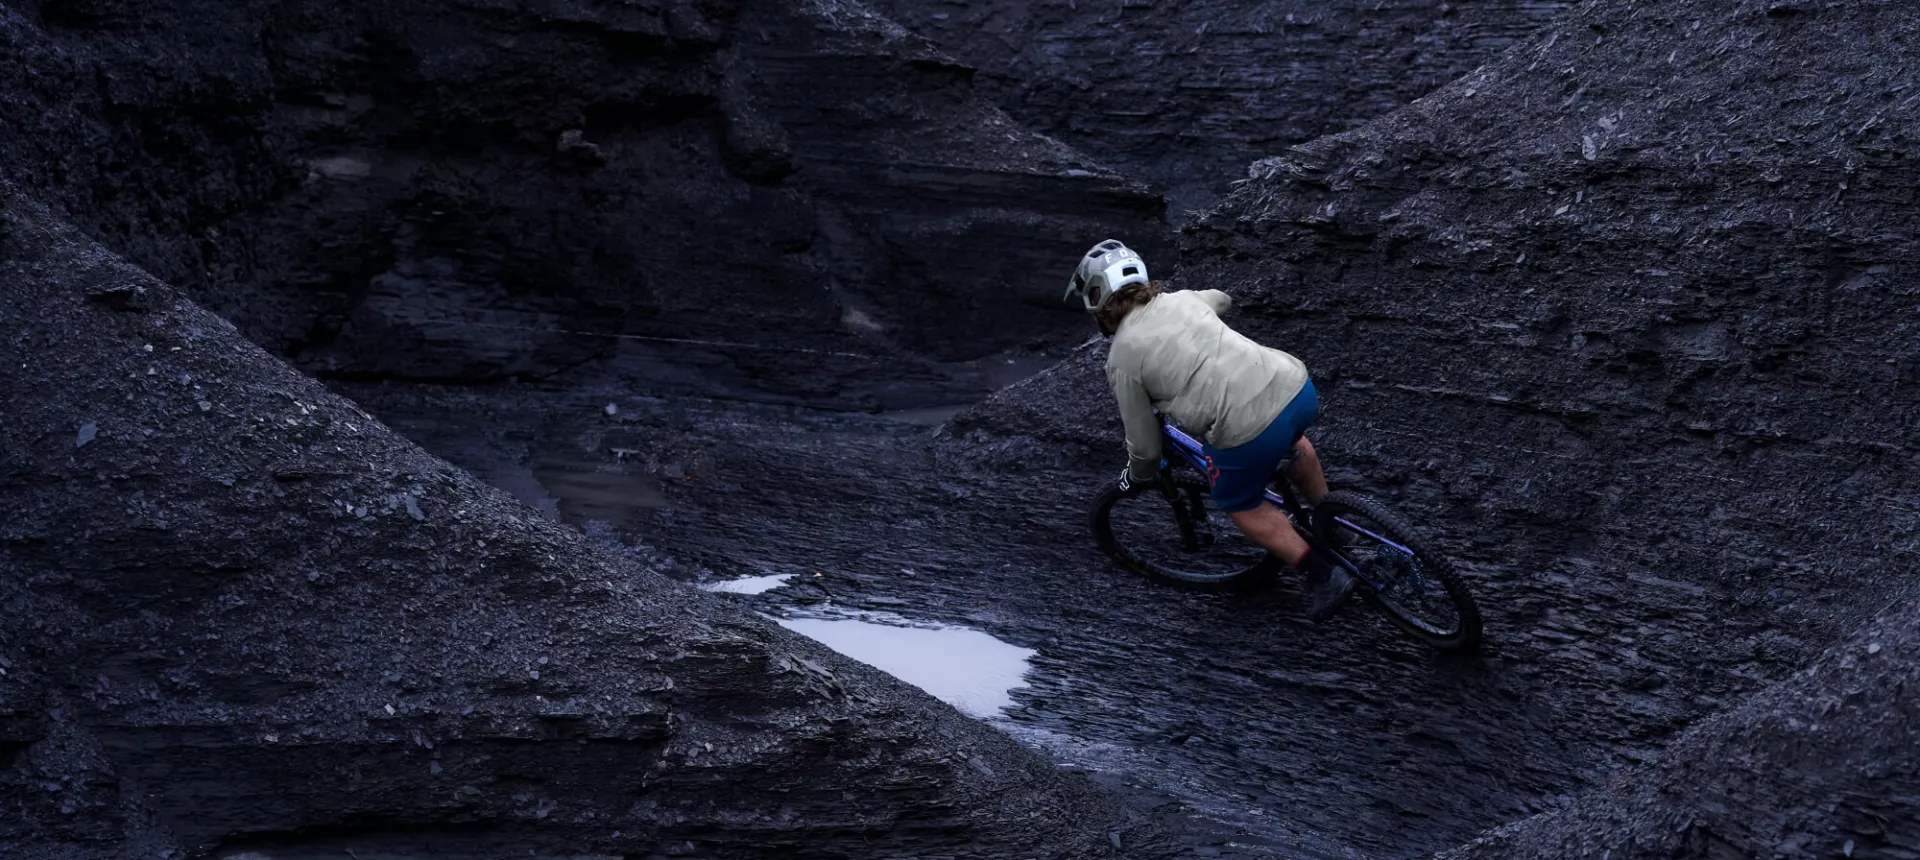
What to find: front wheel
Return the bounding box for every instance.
[1314,491,1482,651]
[1090,472,1282,591]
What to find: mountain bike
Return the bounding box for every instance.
[1089,420,1482,650]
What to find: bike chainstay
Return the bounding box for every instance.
[1319,513,1413,593]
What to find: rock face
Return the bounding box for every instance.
[0,0,1166,382]
[949,0,1920,852]
[1440,600,1920,860]
[870,0,1573,212]
[0,189,1158,858]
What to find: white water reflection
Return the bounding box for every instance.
[701,574,795,595]
[775,615,1036,719]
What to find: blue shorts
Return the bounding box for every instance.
[1201,379,1319,514]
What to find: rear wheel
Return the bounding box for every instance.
[1313,491,1482,650]
[1090,472,1282,591]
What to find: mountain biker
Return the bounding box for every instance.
[1065,239,1355,621]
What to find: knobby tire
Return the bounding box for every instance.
[1090,473,1281,592]
[1313,491,1482,651]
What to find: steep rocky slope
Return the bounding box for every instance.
[1440,596,1920,859]
[871,0,1572,212]
[946,0,1920,853]
[0,0,1165,384]
[0,188,1167,858]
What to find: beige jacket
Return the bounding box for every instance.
[1105,290,1308,479]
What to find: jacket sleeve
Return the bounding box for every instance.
[1109,368,1163,480]
[1195,289,1233,315]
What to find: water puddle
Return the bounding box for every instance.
[700,583,1037,719]
[700,574,796,595]
[773,614,1036,719]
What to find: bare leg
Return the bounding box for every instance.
[1288,436,1329,505]
[1229,502,1309,566]
[1235,453,1355,620]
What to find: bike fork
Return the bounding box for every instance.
[1166,486,1214,552]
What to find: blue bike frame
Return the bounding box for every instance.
[1157,422,1415,589]
[1159,422,1307,518]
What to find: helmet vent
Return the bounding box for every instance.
[1122,266,1139,276]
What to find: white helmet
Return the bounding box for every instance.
[1064,239,1150,312]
